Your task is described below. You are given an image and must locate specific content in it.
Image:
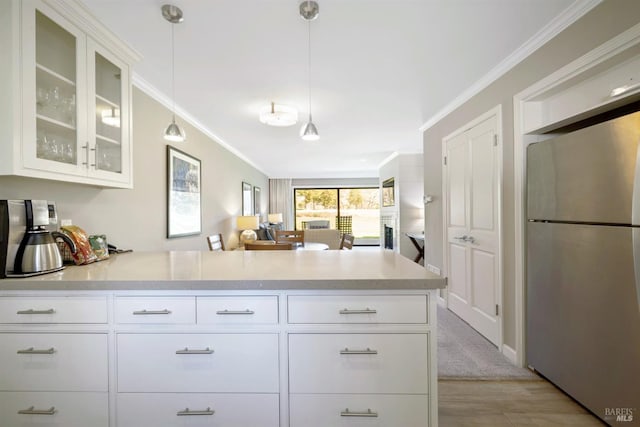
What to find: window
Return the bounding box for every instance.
[294,187,380,245]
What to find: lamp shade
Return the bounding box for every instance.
[268,213,283,223]
[237,215,259,230]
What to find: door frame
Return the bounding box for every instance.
[441,104,504,352]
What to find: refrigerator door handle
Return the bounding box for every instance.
[632,140,640,313]
[633,229,640,313]
[632,138,640,226]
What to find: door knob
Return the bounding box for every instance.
[454,235,467,241]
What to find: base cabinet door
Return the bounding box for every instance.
[289,394,429,427]
[0,391,108,427]
[117,393,279,427]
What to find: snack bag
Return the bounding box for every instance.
[60,225,98,265]
[89,234,109,261]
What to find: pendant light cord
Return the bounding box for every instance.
[307,18,312,120]
[171,22,176,122]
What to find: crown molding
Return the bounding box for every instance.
[419,0,602,133]
[132,74,268,176]
[377,151,399,169]
[45,0,142,63]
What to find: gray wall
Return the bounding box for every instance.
[0,87,268,251]
[423,0,640,349]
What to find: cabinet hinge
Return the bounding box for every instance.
[443,156,447,166]
[493,134,498,146]
[495,304,499,316]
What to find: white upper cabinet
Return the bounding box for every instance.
[0,0,140,188]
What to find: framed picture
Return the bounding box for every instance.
[242,181,253,216]
[382,177,395,207]
[167,146,201,238]
[253,186,261,216]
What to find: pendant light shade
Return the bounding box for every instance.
[300,116,319,141]
[300,1,319,141]
[164,119,186,142]
[162,4,186,142]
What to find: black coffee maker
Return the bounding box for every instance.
[0,200,75,278]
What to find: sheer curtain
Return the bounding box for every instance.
[269,179,293,229]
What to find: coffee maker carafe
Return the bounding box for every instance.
[0,200,75,278]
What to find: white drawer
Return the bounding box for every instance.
[0,391,108,427]
[0,296,107,324]
[117,393,279,427]
[197,296,278,324]
[115,296,195,324]
[0,333,108,391]
[290,394,429,427]
[287,295,428,324]
[289,333,429,394]
[117,333,279,393]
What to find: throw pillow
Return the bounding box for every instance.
[256,228,269,240]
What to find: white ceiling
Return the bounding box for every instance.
[81,0,576,178]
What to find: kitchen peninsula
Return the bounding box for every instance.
[0,250,445,427]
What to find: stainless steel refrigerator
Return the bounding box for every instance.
[527,110,640,426]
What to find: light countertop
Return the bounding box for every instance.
[0,250,447,291]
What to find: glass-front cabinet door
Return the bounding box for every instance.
[19,0,134,187]
[22,3,87,176]
[88,40,131,184]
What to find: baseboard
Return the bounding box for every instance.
[502,344,518,365]
[437,294,447,307]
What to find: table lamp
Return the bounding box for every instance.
[237,215,259,246]
[268,213,283,224]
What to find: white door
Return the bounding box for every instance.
[444,112,501,346]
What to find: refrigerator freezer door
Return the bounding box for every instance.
[527,111,640,225]
[527,221,640,423]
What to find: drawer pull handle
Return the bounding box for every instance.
[177,407,215,416]
[16,309,55,315]
[216,309,255,315]
[341,408,378,418]
[132,309,172,315]
[17,347,55,355]
[339,308,377,315]
[176,347,214,355]
[18,406,56,415]
[340,347,378,355]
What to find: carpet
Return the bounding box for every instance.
[437,305,538,380]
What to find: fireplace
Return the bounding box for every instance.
[384,225,393,250]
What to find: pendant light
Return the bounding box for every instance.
[162,4,186,142]
[300,1,319,141]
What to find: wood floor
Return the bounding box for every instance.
[439,379,605,426]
